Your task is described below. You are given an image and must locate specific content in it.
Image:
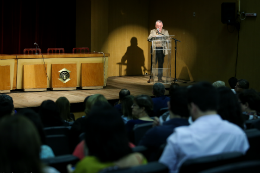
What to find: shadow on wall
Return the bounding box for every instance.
[118,37,147,76]
[178,66,191,81]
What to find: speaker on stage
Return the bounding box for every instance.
[221,2,236,24]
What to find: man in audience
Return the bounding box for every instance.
[0,94,15,118]
[114,89,130,114]
[159,82,249,173]
[234,79,249,94]
[139,87,189,149]
[152,83,170,117]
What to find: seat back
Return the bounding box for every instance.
[45,134,70,156]
[47,48,65,53]
[133,123,153,145]
[44,126,71,136]
[41,154,79,173]
[179,152,244,173]
[246,119,260,130]
[72,47,89,53]
[245,128,260,160]
[23,48,41,54]
[200,161,260,173]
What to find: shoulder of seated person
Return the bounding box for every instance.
[114,153,145,168]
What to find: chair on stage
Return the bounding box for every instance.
[23,48,41,54]
[72,47,89,53]
[47,48,65,54]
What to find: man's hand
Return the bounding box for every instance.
[153,117,160,127]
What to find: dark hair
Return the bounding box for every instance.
[119,89,130,101]
[18,108,46,144]
[228,77,237,89]
[238,89,260,112]
[134,95,153,116]
[0,94,14,118]
[38,100,63,127]
[169,83,180,96]
[217,87,244,129]
[0,115,43,173]
[121,95,134,119]
[84,102,131,162]
[56,97,72,122]
[170,87,189,118]
[187,81,218,112]
[153,83,165,96]
[237,79,249,89]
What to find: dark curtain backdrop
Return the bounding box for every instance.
[0,0,76,54]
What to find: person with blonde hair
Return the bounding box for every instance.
[84,94,109,116]
[212,80,225,88]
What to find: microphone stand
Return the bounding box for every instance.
[172,38,181,83]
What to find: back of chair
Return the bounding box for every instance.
[247,119,260,130]
[42,154,79,173]
[200,161,260,173]
[179,152,244,173]
[23,48,41,54]
[133,123,153,145]
[47,48,65,53]
[44,126,71,136]
[99,161,168,173]
[45,134,70,156]
[72,47,89,53]
[245,128,260,160]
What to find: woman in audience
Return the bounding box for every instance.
[0,115,59,173]
[56,97,74,125]
[238,89,260,120]
[125,95,154,133]
[74,103,146,173]
[121,95,134,124]
[39,100,68,127]
[217,87,245,129]
[84,94,108,116]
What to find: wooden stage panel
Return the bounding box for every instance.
[81,63,104,87]
[0,65,10,90]
[23,64,47,89]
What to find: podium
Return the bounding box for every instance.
[151,35,174,84]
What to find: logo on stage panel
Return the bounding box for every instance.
[58,68,71,83]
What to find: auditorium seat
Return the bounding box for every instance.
[23,48,41,54]
[44,126,71,136]
[45,134,70,156]
[244,128,260,160]
[72,47,89,53]
[47,48,65,54]
[179,152,245,173]
[133,122,153,145]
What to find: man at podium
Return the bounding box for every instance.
[147,20,169,83]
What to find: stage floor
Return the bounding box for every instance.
[9,76,193,109]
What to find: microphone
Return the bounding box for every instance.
[34,42,38,46]
[157,28,160,34]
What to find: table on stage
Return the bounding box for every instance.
[0,53,109,92]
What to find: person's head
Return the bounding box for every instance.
[235,79,249,93]
[212,81,225,88]
[228,77,237,89]
[119,89,130,102]
[56,97,71,121]
[132,95,153,118]
[153,83,165,97]
[0,115,42,173]
[238,89,260,113]
[38,100,62,127]
[217,87,244,129]
[121,95,134,119]
[169,83,179,96]
[155,20,163,32]
[18,108,46,144]
[0,94,14,118]
[84,94,108,116]
[169,87,189,119]
[84,102,131,162]
[187,82,219,120]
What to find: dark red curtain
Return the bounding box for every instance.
[0,0,76,54]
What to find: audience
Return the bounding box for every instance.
[74,103,146,173]
[0,115,59,173]
[159,81,249,173]
[0,94,15,118]
[234,79,249,94]
[84,94,108,116]
[152,83,170,117]
[228,77,237,89]
[56,97,74,125]
[212,80,225,87]
[114,89,131,114]
[121,95,134,124]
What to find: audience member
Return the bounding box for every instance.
[84,94,108,116]
[114,89,131,115]
[18,108,55,159]
[139,87,190,149]
[121,95,134,124]
[74,103,146,173]
[152,83,170,117]
[56,97,74,125]
[238,89,260,120]
[0,115,59,173]
[217,87,245,129]
[0,94,15,118]
[234,79,249,94]
[159,81,249,173]
[39,100,67,127]
[228,77,237,89]
[212,80,225,87]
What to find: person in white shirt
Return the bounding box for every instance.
[159,82,249,173]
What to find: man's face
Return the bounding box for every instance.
[155,22,163,32]
[235,82,243,93]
